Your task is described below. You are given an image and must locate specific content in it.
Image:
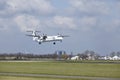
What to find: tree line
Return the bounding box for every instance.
[0,50,120,60]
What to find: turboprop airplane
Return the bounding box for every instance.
[26,30,69,45]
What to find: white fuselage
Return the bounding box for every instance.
[33,35,63,43]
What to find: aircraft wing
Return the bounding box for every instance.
[58,35,69,37]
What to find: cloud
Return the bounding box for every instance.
[45,16,76,29]
[14,15,77,32]
[117,1,120,12]
[14,15,41,31]
[0,0,54,16]
[0,0,55,32]
[44,16,97,31]
[0,0,120,33]
[0,17,16,32]
[78,16,97,31]
[0,18,8,31]
[104,19,120,32]
[69,0,110,15]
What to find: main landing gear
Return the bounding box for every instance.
[53,42,56,45]
[39,42,41,44]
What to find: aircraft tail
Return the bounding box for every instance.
[26,30,40,40]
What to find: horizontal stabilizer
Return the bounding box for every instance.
[26,34,40,37]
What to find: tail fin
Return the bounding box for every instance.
[26,30,40,37]
[26,30,41,41]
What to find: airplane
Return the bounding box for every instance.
[26,30,69,45]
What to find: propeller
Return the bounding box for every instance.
[42,34,47,40]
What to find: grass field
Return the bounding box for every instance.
[0,76,88,80]
[0,61,120,79]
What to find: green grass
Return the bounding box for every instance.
[0,61,120,78]
[0,76,88,80]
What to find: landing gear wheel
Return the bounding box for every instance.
[53,42,56,45]
[39,42,41,44]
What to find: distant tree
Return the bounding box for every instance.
[117,52,120,57]
[62,53,68,60]
[110,52,116,57]
[78,50,99,60]
[78,53,88,60]
[52,53,57,59]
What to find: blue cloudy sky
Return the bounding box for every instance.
[0,0,120,55]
